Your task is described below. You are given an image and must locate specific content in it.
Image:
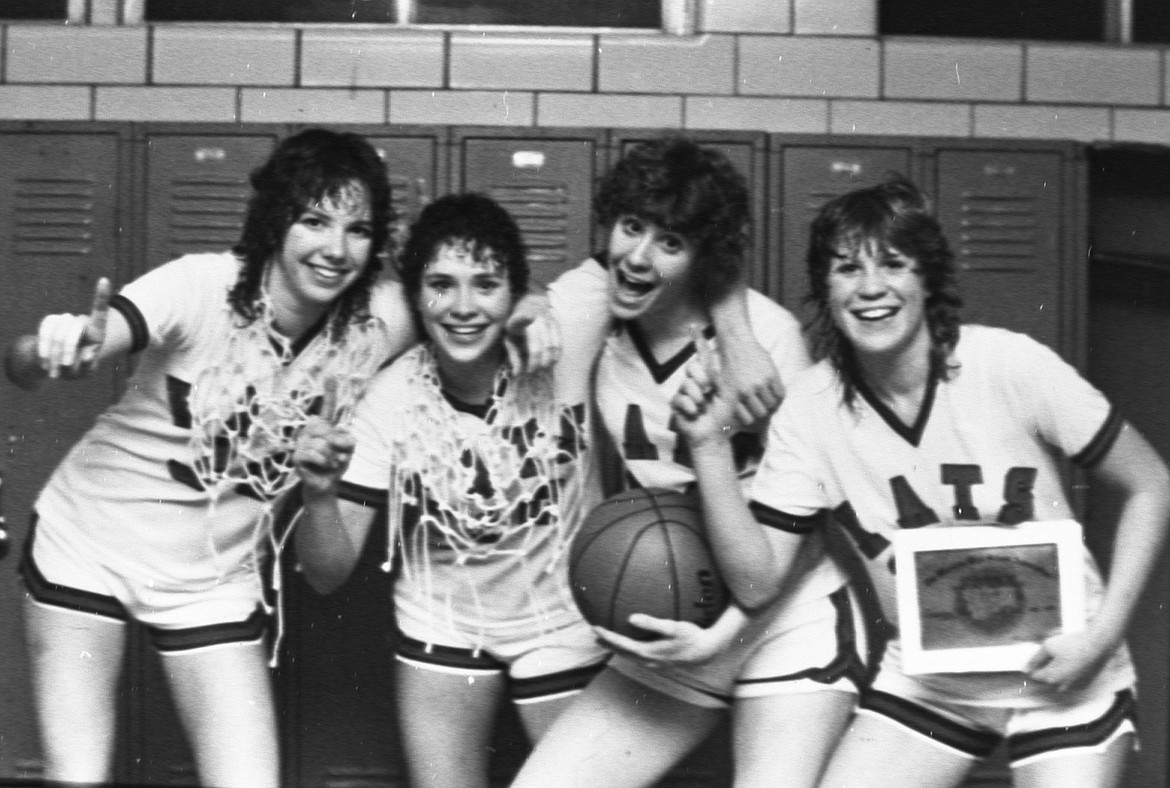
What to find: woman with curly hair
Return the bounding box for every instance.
[4,129,554,788]
[293,192,609,788]
[675,176,1168,788]
[511,136,865,788]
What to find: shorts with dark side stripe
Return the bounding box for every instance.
[395,621,610,705]
[859,686,1138,767]
[608,585,867,710]
[21,514,269,653]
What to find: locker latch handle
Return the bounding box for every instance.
[830,161,862,176]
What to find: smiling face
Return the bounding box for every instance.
[419,241,514,374]
[827,237,931,365]
[267,181,373,330]
[606,215,697,323]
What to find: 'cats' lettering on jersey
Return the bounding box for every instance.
[835,464,1038,562]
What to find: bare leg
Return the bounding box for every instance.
[396,661,505,788]
[161,641,279,788]
[24,597,126,786]
[515,694,577,743]
[1012,733,1133,788]
[732,690,855,788]
[818,712,975,788]
[511,669,722,788]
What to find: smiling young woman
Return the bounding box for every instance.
[292,193,609,788]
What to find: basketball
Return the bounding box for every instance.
[569,488,729,640]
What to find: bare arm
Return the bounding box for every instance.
[672,331,802,610]
[6,277,133,389]
[708,285,787,427]
[1027,423,1170,691]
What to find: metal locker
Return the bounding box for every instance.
[931,149,1068,354]
[772,142,915,317]
[609,131,769,295]
[141,130,282,272]
[0,127,128,784]
[364,131,445,263]
[455,130,605,286]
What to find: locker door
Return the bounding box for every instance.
[932,150,1067,353]
[0,128,127,784]
[773,143,914,316]
[610,132,769,294]
[457,132,603,286]
[366,132,444,260]
[142,131,281,271]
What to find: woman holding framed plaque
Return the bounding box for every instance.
[670,176,1169,788]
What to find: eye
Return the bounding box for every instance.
[298,213,325,229]
[348,223,373,239]
[619,216,644,236]
[658,234,685,255]
[830,257,860,276]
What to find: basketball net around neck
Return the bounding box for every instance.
[186,292,387,663]
[383,344,590,651]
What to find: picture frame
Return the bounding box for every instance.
[894,520,1086,675]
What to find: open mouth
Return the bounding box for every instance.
[853,306,899,322]
[442,324,489,340]
[304,262,352,282]
[615,267,656,298]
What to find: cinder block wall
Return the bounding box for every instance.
[1,0,1168,143]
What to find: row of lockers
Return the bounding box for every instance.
[0,122,1086,787]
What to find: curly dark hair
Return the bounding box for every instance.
[397,192,529,336]
[594,136,750,305]
[805,176,963,408]
[229,128,393,337]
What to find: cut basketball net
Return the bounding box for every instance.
[186,293,385,665]
[379,344,590,653]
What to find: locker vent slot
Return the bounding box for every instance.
[954,192,1041,271]
[487,183,570,266]
[163,176,251,255]
[13,177,98,256]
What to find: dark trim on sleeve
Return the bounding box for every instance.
[748,500,823,534]
[1070,406,1124,470]
[109,293,149,354]
[337,480,387,509]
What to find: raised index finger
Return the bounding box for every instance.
[86,277,112,344]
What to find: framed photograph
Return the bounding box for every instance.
[894,520,1086,675]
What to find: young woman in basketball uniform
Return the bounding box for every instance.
[292,192,612,788]
[4,130,558,788]
[511,137,867,788]
[676,176,1169,787]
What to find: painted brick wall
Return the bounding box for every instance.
[1,0,1168,145]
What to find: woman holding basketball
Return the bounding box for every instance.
[687,176,1169,788]
[512,137,866,788]
[292,192,611,788]
[4,130,556,788]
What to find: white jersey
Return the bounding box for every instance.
[34,252,415,594]
[750,325,1135,706]
[594,283,845,613]
[340,268,608,644]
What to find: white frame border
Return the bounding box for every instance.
[895,520,1086,675]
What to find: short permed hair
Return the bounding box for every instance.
[594,136,750,304]
[805,176,963,407]
[397,192,529,334]
[229,128,393,336]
